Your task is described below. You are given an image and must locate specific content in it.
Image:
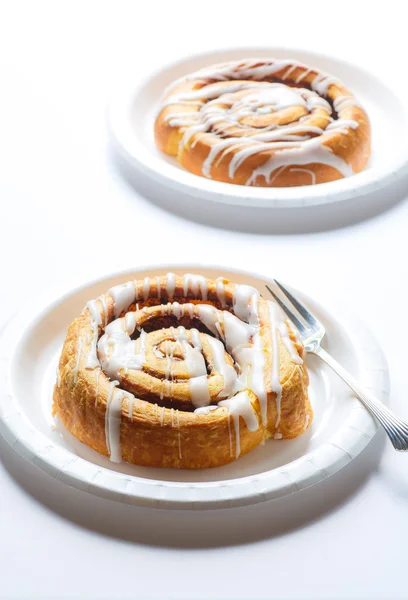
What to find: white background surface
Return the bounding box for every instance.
[1,2,408,599]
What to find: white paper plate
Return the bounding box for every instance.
[0,265,388,510]
[108,47,408,209]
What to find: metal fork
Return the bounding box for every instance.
[266,281,408,451]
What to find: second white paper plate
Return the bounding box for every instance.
[108,47,408,209]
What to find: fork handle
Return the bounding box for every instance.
[314,347,408,451]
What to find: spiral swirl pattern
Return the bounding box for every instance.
[155,59,371,187]
[53,274,311,469]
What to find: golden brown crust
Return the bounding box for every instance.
[53,275,312,469]
[154,60,371,187]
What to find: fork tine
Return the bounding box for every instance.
[274,280,318,327]
[265,285,307,335]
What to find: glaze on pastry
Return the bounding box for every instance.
[53,274,312,469]
[154,59,371,187]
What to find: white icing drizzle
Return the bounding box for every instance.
[326,119,358,132]
[163,339,174,391]
[232,292,267,424]
[99,294,108,327]
[295,68,312,84]
[168,301,190,319]
[183,273,208,300]
[232,284,260,323]
[86,299,103,369]
[219,391,259,458]
[105,380,122,463]
[109,282,136,319]
[233,295,298,433]
[73,336,83,383]
[164,379,171,399]
[290,167,316,185]
[142,277,150,300]
[304,413,310,431]
[269,308,282,428]
[266,165,287,185]
[311,73,339,96]
[138,329,147,361]
[223,310,255,354]
[165,332,177,400]
[195,304,223,337]
[97,318,146,380]
[191,328,202,349]
[160,59,361,185]
[188,375,211,408]
[173,326,210,408]
[126,391,135,420]
[156,276,161,298]
[333,95,361,112]
[166,272,176,298]
[160,405,165,426]
[206,336,237,398]
[282,63,299,80]
[247,329,267,418]
[56,364,61,387]
[167,301,179,318]
[186,304,195,318]
[194,405,220,415]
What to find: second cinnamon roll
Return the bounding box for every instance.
[155,58,371,187]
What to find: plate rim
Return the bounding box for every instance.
[108,45,408,209]
[0,264,387,510]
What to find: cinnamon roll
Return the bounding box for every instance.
[154,59,370,187]
[53,274,311,469]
